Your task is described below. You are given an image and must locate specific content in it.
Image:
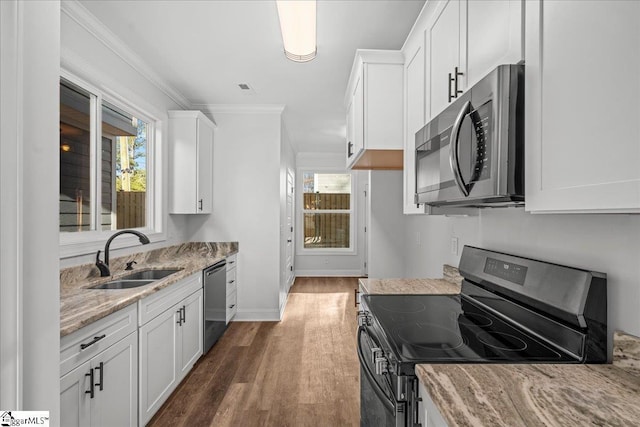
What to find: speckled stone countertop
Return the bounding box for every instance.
[60,242,237,337]
[359,264,462,295]
[416,331,640,426]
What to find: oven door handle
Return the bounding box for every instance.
[449,100,472,197]
[357,326,395,414]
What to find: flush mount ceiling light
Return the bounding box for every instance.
[276,0,317,62]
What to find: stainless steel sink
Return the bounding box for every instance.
[119,269,182,281]
[90,269,182,290]
[92,279,155,290]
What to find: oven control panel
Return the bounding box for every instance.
[484,257,528,286]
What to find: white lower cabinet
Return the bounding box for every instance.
[139,279,203,426]
[60,331,138,427]
[418,380,448,427]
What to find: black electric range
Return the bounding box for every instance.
[357,246,607,427]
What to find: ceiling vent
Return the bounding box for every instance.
[237,83,256,95]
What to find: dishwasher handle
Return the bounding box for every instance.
[205,261,226,276]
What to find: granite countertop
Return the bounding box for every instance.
[359,264,462,295]
[60,242,237,337]
[416,331,640,426]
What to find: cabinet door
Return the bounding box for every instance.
[60,361,91,427]
[346,99,355,164]
[139,306,179,425]
[525,0,640,212]
[91,332,137,427]
[196,118,214,213]
[177,290,203,380]
[404,41,427,214]
[466,0,523,88]
[352,73,364,159]
[427,0,463,119]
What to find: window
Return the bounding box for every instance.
[59,75,161,255]
[301,172,353,250]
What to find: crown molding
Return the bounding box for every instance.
[61,0,192,109]
[195,104,286,114]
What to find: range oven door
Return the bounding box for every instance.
[357,326,406,427]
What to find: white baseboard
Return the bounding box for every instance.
[295,269,363,277]
[233,308,281,322]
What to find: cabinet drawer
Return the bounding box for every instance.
[60,304,137,377]
[225,254,237,270]
[226,290,237,324]
[226,268,237,296]
[138,272,202,326]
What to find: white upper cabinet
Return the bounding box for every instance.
[427,0,464,119]
[402,12,428,214]
[168,110,216,214]
[345,50,404,170]
[426,0,523,119]
[525,0,640,213]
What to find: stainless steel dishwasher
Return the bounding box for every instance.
[203,260,227,354]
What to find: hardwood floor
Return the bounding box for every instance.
[148,277,361,427]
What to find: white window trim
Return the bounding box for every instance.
[296,168,357,256]
[59,69,165,258]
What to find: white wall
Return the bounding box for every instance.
[294,153,367,276]
[368,171,406,278]
[186,109,283,320]
[0,0,60,422]
[59,3,190,268]
[404,208,640,342]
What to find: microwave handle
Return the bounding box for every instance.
[449,100,472,197]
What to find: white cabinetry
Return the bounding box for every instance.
[403,9,428,214]
[168,110,216,214]
[60,305,138,427]
[345,50,404,170]
[226,254,238,323]
[418,380,448,427]
[426,0,522,119]
[525,0,640,213]
[138,272,203,425]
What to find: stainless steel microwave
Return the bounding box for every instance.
[415,64,524,207]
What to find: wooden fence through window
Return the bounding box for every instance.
[116,191,146,229]
[303,193,350,248]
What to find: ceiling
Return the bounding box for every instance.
[80,0,425,154]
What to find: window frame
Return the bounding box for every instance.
[59,70,165,258]
[296,168,357,255]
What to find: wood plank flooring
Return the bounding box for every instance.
[148,277,360,427]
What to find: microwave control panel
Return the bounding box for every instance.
[469,101,492,183]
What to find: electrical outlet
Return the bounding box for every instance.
[451,237,459,255]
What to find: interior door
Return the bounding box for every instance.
[286,169,295,290]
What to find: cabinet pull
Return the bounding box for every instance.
[448,72,454,102]
[228,260,235,265]
[182,306,186,324]
[85,369,95,399]
[229,280,235,284]
[95,362,104,391]
[348,141,354,157]
[198,199,203,211]
[80,334,106,350]
[229,304,235,309]
[354,288,360,307]
[176,308,183,326]
[453,66,463,98]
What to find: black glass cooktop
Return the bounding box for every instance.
[362,294,578,363]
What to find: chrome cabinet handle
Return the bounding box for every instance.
[80,334,106,350]
[449,100,472,197]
